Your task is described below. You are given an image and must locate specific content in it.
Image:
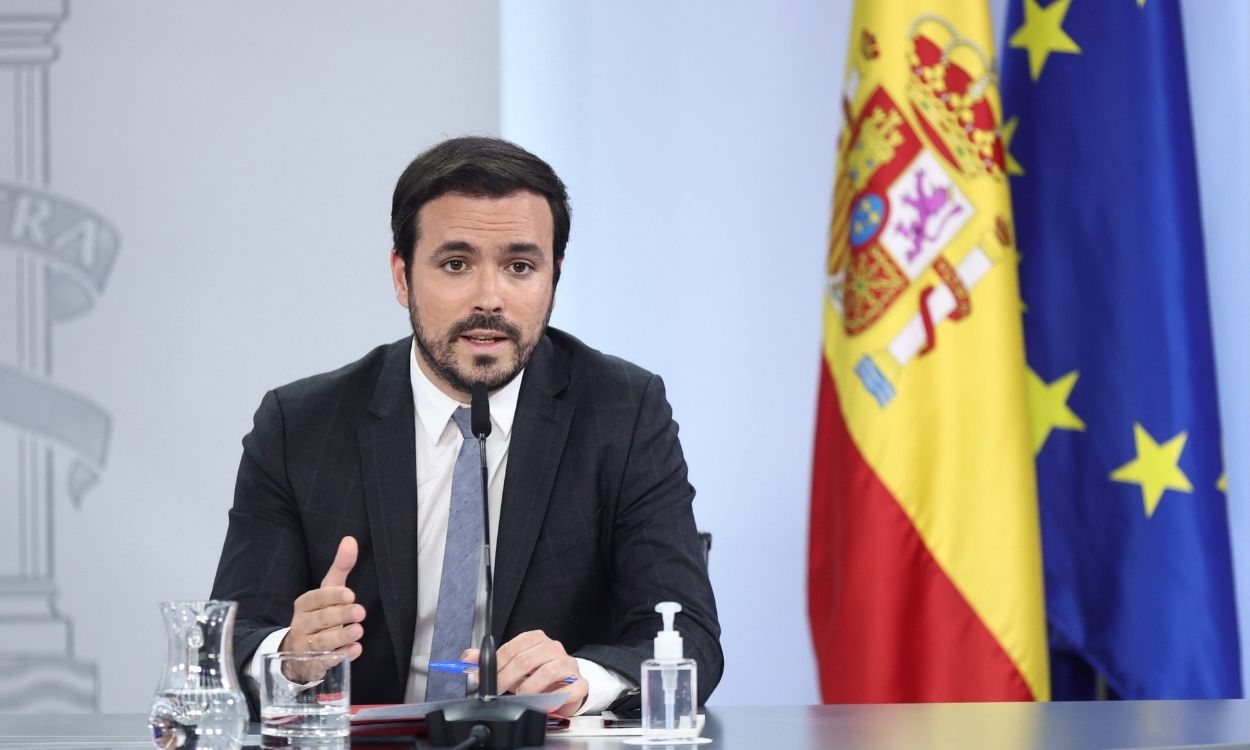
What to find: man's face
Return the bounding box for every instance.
[390,190,558,399]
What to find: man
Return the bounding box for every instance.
[210,136,721,717]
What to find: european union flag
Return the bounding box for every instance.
[1002,0,1240,698]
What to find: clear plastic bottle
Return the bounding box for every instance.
[640,602,699,743]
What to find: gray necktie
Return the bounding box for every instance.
[425,407,484,702]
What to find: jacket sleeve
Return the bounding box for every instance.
[210,390,312,712]
[573,374,723,706]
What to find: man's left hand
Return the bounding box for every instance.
[462,630,587,717]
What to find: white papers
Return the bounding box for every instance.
[556,713,706,738]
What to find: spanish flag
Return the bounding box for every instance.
[808,1,1049,702]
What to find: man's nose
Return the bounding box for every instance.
[473,267,504,313]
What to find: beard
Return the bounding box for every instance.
[408,293,551,395]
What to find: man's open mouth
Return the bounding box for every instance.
[460,330,511,347]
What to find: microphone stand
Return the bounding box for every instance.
[427,384,548,749]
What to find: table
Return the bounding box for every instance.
[2,701,1249,749]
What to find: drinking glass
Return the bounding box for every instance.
[260,651,351,740]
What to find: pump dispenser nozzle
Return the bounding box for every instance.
[657,602,681,629]
[653,602,684,662]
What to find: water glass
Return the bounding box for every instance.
[260,652,350,739]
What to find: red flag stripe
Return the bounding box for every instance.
[808,360,1035,702]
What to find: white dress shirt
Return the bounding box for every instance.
[248,342,628,714]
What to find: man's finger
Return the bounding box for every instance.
[497,644,549,692]
[293,586,355,613]
[497,638,567,694]
[306,622,364,652]
[319,623,365,652]
[496,630,547,664]
[305,603,366,633]
[555,681,589,718]
[321,536,359,587]
[335,642,364,662]
[514,658,578,696]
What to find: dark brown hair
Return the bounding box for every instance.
[390,136,571,285]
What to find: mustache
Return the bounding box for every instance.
[448,314,522,341]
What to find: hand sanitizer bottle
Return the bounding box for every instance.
[641,602,698,743]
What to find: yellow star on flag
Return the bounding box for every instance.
[1001,116,1025,176]
[1027,368,1084,454]
[1009,0,1082,81]
[1110,423,1192,518]
[1217,470,1227,493]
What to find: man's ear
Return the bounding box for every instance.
[390,250,409,307]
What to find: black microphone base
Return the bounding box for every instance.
[426,698,548,749]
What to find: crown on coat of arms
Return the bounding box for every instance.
[905,16,1004,179]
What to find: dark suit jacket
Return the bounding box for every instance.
[210,327,722,710]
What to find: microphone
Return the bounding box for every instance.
[471,382,492,440]
[470,382,497,699]
[426,383,547,749]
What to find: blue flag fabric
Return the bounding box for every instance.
[1002,0,1240,699]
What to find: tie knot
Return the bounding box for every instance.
[452,407,474,439]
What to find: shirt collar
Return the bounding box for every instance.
[408,339,523,444]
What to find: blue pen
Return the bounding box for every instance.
[429,660,577,685]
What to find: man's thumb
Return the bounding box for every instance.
[321,536,358,588]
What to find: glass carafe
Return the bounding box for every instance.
[148,600,247,750]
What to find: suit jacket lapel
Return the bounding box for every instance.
[494,334,572,637]
[358,338,418,689]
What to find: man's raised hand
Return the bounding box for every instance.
[280,536,367,660]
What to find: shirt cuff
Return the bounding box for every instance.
[574,657,632,716]
[247,627,291,687]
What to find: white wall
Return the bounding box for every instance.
[1,0,500,712]
[502,0,850,705]
[1181,0,1250,698]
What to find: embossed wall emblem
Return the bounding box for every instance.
[0,0,120,712]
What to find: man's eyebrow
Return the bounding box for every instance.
[431,241,543,257]
[431,240,478,257]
